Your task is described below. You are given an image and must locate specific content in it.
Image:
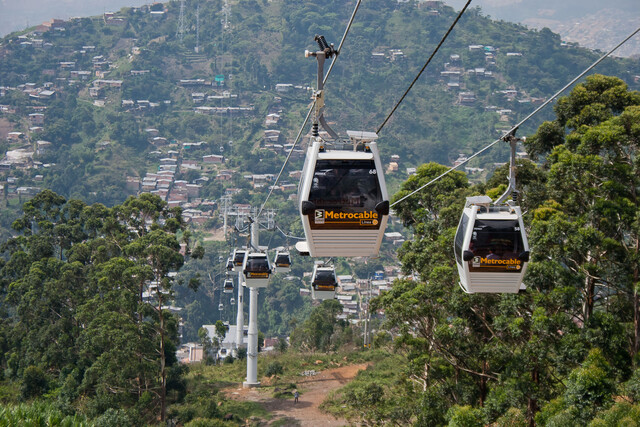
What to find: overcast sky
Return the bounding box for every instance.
[0,0,150,37]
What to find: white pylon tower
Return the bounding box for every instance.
[176,0,186,42]
[194,3,200,53]
[244,219,261,388]
[235,260,245,351]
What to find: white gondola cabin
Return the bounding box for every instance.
[242,252,272,288]
[311,264,338,300]
[230,297,236,305]
[226,258,234,272]
[454,196,529,293]
[232,249,246,272]
[218,303,224,311]
[223,279,234,294]
[297,131,389,257]
[273,251,292,274]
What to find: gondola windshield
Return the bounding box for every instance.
[467,219,525,273]
[313,269,336,283]
[309,159,382,211]
[245,257,270,273]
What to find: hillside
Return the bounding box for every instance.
[0,0,638,344]
[1,1,640,425]
[0,0,637,226]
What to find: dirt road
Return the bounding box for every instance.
[224,363,368,426]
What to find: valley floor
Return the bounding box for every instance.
[222,363,369,426]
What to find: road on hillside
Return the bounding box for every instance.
[224,363,368,426]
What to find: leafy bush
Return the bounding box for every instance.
[20,366,48,399]
[446,405,485,427]
[265,361,284,377]
[93,408,134,427]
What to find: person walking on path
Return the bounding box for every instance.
[294,390,299,404]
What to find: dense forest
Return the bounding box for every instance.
[1,0,640,425]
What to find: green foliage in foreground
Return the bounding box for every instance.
[0,401,90,426]
[0,192,203,423]
[322,75,640,426]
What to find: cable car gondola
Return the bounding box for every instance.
[223,279,234,294]
[311,264,338,300]
[242,252,272,288]
[226,258,234,272]
[454,196,529,293]
[218,303,224,311]
[230,297,236,305]
[454,133,530,293]
[297,132,389,258]
[273,250,292,274]
[232,249,246,272]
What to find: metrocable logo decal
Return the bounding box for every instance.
[314,209,379,225]
[472,256,522,270]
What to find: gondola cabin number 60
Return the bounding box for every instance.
[297,131,390,258]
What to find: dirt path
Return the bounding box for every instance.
[224,363,368,426]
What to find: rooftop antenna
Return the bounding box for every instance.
[176,0,185,42]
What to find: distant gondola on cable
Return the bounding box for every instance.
[226,258,234,272]
[223,279,234,294]
[454,133,530,293]
[232,249,246,272]
[218,303,224,311]
[311,264,338,300]
[242,252,272,288]
[230,297,236,305]
[296,132,389,258]
[273,250,292,274]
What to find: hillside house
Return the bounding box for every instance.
[70,70,91,80]
[183,141,207,149]
[93,79,123,89]
[264,130,281,143]
[203,154,224,163]
[275,83,293,93]
[265,113,280,126]
[389,49,404,61]
[126,177,140,192]
[28,113,45,126]
[36,140,52,155]
[5,149,34,166]
[458,92,476,105]
[371,52,386,63]
[186,184,202,197]
[37,90,56,100]
[152,137,168,146]
[179,79,206,86]
[89,86,103,98]
[7,132,24,142]
[217,170,233,181]
[250,174,275,189]
[181,160,201,170]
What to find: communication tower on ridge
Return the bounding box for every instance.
[176,0,186,42]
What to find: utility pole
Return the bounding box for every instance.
[194,3,200,53]
[244,219,261,387]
